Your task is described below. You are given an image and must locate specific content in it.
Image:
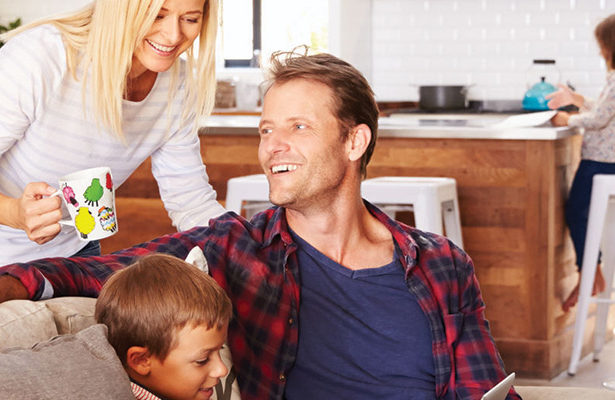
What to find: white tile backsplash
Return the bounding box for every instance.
[370,0,611,101]
[3,0,611,104]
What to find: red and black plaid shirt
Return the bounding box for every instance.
[0,202,519,400]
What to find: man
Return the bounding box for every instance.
[0,50,519,400]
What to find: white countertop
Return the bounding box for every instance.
[200,113,578,140]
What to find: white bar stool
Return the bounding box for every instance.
[361,176,464,248]
[225,174,272,219]
[568,174,615,376]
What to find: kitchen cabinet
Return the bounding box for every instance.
[104,114,613,379]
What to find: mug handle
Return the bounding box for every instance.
[49,190,75,227]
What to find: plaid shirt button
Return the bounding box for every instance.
[279,374,286,382]
[288,317,294,325]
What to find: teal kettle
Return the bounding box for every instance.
[522,77,557,111]
[522,59,559,111]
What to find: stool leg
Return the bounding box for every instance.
[593,198,615,361]
[568,189,608,375]
[413,196,443,235]
[442,199,464,249]
[225,184,243,214]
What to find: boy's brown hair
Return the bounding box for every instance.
[265,47,379,178]
[95,253,232,365]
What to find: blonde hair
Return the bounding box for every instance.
[2,0,218,139]
[95,254,232,365]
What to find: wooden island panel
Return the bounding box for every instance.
[104,132,613,379]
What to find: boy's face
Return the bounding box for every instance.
[148,323,229,400]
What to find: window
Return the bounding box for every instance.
[221,0,328,68]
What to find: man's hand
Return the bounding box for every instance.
[0,275,29,302]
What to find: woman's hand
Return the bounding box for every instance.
[550,111,571,127]
[545,84,584,109]
[2,183,63,245]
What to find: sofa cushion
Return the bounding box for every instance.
[43,297,97,335]
[0,324,134,399]
[0,299,58,350]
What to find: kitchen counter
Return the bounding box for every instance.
[199,113,577,140]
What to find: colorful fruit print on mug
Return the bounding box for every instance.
[51,167,118,241]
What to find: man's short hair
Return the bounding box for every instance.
[266,48,379,177]
[95,253,232,365]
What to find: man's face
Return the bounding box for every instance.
[258,79,351,211]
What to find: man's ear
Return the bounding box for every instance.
[347,124,371,162]
[126,346,152,377]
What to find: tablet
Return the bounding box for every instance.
[481,372,516,400]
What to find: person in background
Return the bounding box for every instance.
[0,49,519,400]
[0,254,233,400]
[547,13,615,312]
[0,0,226,264]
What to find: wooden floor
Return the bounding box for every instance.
[99,197,173,254]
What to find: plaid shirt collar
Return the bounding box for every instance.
[262,202,420,270]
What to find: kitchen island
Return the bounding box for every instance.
[108,113,610,379]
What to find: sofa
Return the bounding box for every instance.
[0,296,240,400]
[1,297,614,400]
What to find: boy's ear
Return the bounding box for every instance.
[347,124,371,162]
[126,346,152,376]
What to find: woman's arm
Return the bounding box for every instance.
[151,114,226,231]
[0,26,67,243]
[546,84,586,109]
[567,78,615,130]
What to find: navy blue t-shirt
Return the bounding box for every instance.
[284,231,436,399]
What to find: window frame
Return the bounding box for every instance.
[223,0,261,68]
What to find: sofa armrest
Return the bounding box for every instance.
[0,297,97,350]
[0,299,59,350]
[43,297,96,335]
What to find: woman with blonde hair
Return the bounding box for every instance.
[0,0,225,263]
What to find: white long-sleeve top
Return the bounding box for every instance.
[568,71,615,163]
[0,25,226,263]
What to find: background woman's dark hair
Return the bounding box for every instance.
[595,14,615,68]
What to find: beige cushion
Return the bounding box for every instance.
[0,299,58,350]
[516,385,615,400]
[0,324,134,400]
[43,297,97,335]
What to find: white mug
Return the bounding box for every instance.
[51,167,118,241]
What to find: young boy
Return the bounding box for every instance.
[97,253,233,400]
[0,254,233,400]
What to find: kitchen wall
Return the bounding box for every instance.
[3,0,612,103]
[367,0,613,102]
[0,0,88,25]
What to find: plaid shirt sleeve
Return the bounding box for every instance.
[448,248,521,400]
[0,227,212,300]
[375,199,520,400]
